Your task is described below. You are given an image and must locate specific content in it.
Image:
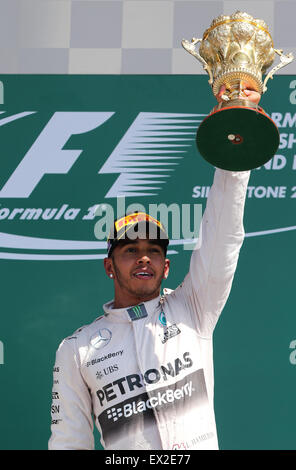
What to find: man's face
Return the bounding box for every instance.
[104,238,170,308]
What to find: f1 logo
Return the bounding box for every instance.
[0,112,114,198]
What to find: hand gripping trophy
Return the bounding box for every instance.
[182,11,294,171]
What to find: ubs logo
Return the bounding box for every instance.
[96,364,119,380]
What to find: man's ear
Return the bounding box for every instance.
[163,258,170,279]
[104,257,114,279]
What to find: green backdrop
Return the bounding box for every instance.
[0,75,295,450]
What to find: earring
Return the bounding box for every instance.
[109,274,113,278]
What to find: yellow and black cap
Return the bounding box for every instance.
[107,211,169,257]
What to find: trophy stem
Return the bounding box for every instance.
[215,98,259,111]
[222,78,252,101]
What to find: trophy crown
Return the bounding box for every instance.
[198,11,276,95]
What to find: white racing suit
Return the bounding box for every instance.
[48,168,250,450]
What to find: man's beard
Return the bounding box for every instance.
[112,262,164,301]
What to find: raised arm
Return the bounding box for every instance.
[180,87,260,336]
[182,168,250,336]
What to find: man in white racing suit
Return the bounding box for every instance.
[48,88,260,450]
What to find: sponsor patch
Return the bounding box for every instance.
[90,328,112,350]
[127,304,148,321]
[158,311,167,326]
[106,381,194,423]
[159,324,181,344]
[86,350,123,368]
[96,364,119,380]
[96,352,193,406]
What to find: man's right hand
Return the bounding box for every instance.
[215,84,261,105]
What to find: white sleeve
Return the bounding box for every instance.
[181,168,250,336]
[48,339,95,450]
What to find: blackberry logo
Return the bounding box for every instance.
[105,381,193,423]
[86,349,123,368]
[107,407,123,422]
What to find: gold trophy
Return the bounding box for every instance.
[182,11,294,171]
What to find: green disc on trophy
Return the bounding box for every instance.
[196,105,280,171]
[182,11,294,172]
